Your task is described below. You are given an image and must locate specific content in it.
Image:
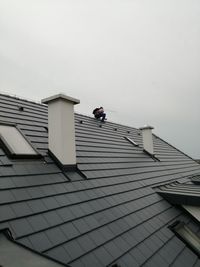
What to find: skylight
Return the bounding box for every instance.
[0,124,38,157]
[183,205,200,223]
[125,136,139,146]
[170,221,200,257]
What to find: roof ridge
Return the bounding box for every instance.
[0,93,138,130]
[75,112,139,130]
[0,91,46,107]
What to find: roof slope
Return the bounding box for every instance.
[0,93,200,267]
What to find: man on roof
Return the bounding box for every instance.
[93,107,107,122]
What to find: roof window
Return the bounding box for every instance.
[182,205,200,223]
[125,136,139,147]
[170,221,200,257]
[0,124,39,158]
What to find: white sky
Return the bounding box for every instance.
[0,0,200,158]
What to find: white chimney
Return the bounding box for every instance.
[139,125,154,155]
[42,94,80,167]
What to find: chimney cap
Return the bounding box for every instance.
[41,93,80,105]
[139,125,154,130]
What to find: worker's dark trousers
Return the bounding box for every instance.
[95,113,106,122]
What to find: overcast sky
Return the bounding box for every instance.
[0,0,200,158]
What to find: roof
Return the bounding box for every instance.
[0,93,200,266]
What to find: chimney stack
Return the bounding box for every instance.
[139,125,154,155]
[42,93,80,167]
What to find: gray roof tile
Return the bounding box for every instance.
[75,253,102,267]
[29,232,52,252]
[45,227,66,246]
[27,199,47,213]
[0,190,15,203]
[46,246,71,265]
[12,202,33,217]
[64,240,85,261]
[43,211,63,227]
[94,246,114,266]
[118,253,140,267]
[59,222,79,240]
[10,218,33,237]
[171,247,198,267]
[27,214,49,232]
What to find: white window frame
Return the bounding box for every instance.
[0,123,39,158]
